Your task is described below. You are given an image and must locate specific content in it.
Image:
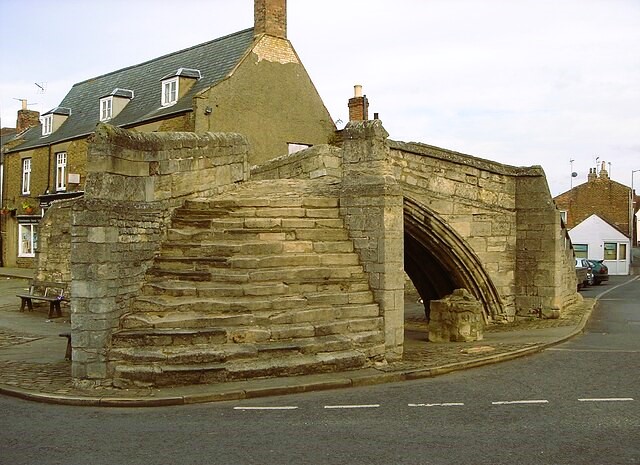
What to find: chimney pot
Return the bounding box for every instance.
[354,84,363,98]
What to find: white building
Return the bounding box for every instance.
[569,214,630,275]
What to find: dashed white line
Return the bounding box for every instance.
[578,398,634,402]
[233,406,298,410]
[491,400,549,405]
[408,403,465,407]
[324,404,380,409]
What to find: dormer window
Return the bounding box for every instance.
[40,107,71,137]
[100,97,113,121]
[162,78,178,106]
[160,68,201,107]
[99,88,134,121]
[42,115,53,136]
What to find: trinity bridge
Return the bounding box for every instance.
[35,121,578,386]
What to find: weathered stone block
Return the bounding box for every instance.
[428,289,484,343]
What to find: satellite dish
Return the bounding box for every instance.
[571,172,578,178]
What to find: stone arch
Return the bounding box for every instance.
[403,196,504,321]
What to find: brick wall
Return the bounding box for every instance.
[554,174,631,235]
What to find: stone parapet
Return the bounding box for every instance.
[69,124,249,383]
[251,144,342,181]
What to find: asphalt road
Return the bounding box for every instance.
[0,278,638,465]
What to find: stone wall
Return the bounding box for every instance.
[390,141,519,318]
[390,140,579,319]
[70,124,249,382]
[34,199,74,284]
[515,174,579,315]
[340,121,405,359]
[251,144,342,181]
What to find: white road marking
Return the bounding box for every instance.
[547,348,640,353]
[324,404,380,409]
[578,398,634,402]
[408,403,465,407]
[491,400,549,405]
[233,406,298,410]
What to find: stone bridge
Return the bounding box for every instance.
[35,121,578,387]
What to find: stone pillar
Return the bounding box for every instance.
[515,172,578,316]
[428,289,484,342]
[340,120,404,359]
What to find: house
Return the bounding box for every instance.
[554,162,632,275]
[1,0,336,267]
[568,214,630,275]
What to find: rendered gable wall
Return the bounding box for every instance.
[193,35,336,166]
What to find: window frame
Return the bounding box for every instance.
[21,158,31,195]
[55,152,67,192]
[41,114,53,136]
[100,96,113,121]
[18,223,38,258]
[573,243,588,259]
[161,77,178,106]
[603,242,617,260]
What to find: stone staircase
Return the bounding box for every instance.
[109,180,384,387]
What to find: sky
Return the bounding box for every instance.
[1,0,638,196]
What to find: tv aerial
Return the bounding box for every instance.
[35,82,46,94]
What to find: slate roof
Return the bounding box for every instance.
[9,28,254,153]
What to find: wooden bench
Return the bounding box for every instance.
[17,281,69,319]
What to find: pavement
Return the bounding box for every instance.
[0,265,625,408]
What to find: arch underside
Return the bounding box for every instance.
[403,197,504,321]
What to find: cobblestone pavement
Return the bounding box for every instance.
[0,297,593,403]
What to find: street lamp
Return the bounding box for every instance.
[632,170,640,250]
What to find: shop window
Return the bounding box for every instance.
[573,244,588,259]
[18,223,38,257]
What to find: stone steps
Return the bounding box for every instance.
[109,179,382,386]
[113,349,368,387]
[120,306,381,330]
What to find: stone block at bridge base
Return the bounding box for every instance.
[428,289,484,343]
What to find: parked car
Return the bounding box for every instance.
[575,258,592,290]
[585,259,609,285]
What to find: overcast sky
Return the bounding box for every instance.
[1,0,638,196]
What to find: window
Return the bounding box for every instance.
[18,223,38,257]
[559,211,567,224]
[288,143,311,155]
[573,244,588,259]
[22,158,31,195]
[100,97,113,121]
[603,242,617,260]
[42,114,53,136]
[56,152,67,191]
[619,243,627,260]
[162,78,178,106]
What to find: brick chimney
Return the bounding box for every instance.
[598,161,609,180]
[348,85,369,121]
[255,0,287,39]
[587,167,597,182]
[16,99,40,133]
